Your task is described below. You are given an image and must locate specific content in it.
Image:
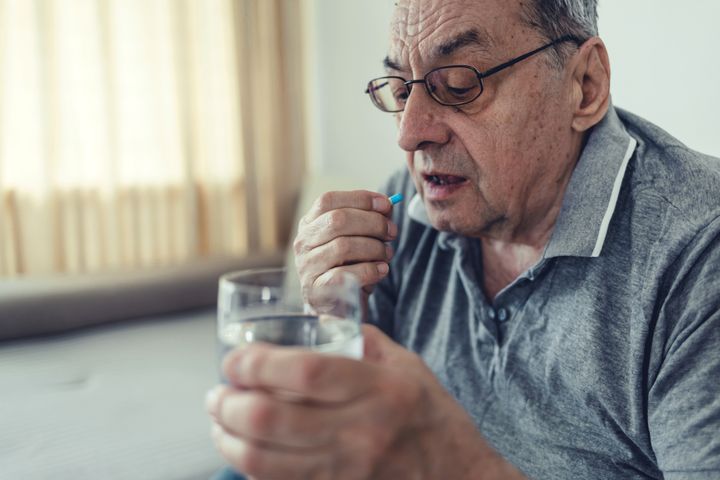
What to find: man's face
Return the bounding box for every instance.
[389,0,581,239]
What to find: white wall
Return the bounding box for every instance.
[305,1,720,189]
[598,1,720,157]
[304,0,399,189]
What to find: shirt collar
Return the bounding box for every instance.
[407,106,637,258]
[543,105,636,259]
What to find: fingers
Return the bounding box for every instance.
[294,190,399,302]
[206,335,443,480]
[361,324,392,363]
[297,207,397,251]
[212,423,328,480]
[297,236,393,285]
[314,263,390,293]
[207,376,411,478]
[307,235,393,269]
[303,190,392,224]
[214,389,342,449]
[222,344,377,402]
[361,324,420,370]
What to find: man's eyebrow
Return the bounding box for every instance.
[435,28,491,58]
[383,56,403,72]
[382,28,492,73]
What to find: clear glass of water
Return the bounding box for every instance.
[217,268,363,369]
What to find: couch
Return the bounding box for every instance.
[0,252,284,479]
[0,173,376,479]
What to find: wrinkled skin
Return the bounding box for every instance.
[393,0,581,240]
[208,325,520,479]
[390,0,608,296]
[210,0,611,478]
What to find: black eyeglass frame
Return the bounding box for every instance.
[365,34,582,113]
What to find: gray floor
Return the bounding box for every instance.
[0,309,226,479]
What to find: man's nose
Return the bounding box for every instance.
[396,84,450,152]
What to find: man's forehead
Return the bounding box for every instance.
[384,28,493,71]
[387,0,513,70]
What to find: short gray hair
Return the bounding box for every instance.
[522,0,598,39]
[520,0,598,64]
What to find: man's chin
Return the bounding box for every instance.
[424,199,498,238]
[425,203,463,233]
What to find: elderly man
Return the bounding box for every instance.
[207,0,720,478]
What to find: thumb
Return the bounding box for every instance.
[361,323,405,364]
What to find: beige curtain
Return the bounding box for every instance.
[0,0,305,277]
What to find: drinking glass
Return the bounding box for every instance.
[217,268,363,368]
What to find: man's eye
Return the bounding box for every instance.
[393,88,409,102]
[446,85,475,97]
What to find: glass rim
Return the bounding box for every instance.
[219,267,360,293]
[219,266,287,285]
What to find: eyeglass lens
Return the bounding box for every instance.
[367,66,482,112]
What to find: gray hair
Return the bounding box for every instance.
[520,0,599,65]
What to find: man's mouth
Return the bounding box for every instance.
[421,173,468,201]
[423,174,468,186]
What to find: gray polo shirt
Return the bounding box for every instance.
[368,106,720,479]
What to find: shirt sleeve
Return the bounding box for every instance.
[365,169,405,337]
[366,268,397,337]
[649,219,720,478]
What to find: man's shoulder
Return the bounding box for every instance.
[618,108,720,230]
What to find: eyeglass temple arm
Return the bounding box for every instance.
[479,34,582,79]
[365,81,389,94]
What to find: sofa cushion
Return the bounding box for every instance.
[0,252,284,341]
[0,307,226,479]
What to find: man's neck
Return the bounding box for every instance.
[480,239,546,301]
[478,132,587,300]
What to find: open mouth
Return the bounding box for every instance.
[423,174,468,186]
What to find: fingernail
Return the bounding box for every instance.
[385,244,394,260]
[387,222,398,238]
[377,263,389,275]
[373,197,389,212]
[205,386,222,414]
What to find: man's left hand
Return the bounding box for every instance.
[206,324,524,480]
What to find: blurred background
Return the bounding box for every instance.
[1,0,719,278]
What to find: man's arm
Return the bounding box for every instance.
[649,220,720,478]
[207,324,526,480]
[208,187,527,479]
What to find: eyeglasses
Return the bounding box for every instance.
[365,35,580,113]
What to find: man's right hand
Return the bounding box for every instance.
[293,190,398,298]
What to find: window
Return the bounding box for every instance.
[0,0,305,276]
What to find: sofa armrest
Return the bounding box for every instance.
[0,252,285,341]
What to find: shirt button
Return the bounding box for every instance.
[497,307,509,322]
[487,307,496,320]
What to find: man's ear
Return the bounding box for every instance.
[569,37,611,132]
